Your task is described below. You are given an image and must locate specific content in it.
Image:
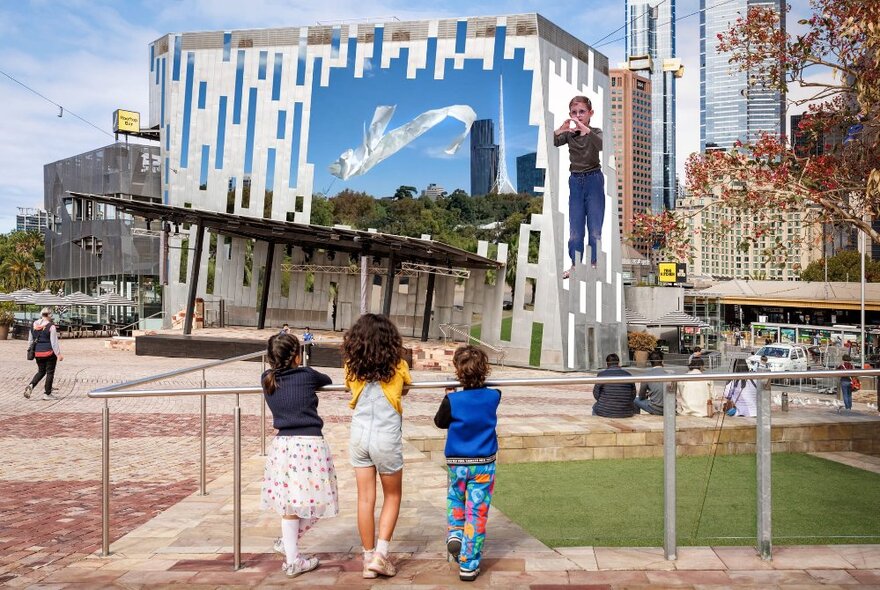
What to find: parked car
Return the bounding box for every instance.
[747,344,810,372]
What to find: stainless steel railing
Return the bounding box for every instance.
[89,366,880,570]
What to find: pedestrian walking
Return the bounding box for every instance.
[24,308,63,401]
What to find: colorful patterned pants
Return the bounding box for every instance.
[446,462,496,571]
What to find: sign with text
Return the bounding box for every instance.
[658,262,686,283]
[113,109,140,134]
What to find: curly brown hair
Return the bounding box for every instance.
[453,345,491,389]
[342,313,403,383]
[262,333,302,394]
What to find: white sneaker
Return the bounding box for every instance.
[41,393,59,401]
[281,556,319,577]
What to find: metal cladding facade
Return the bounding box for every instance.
[43,143,162,281]
[150,14,625,369]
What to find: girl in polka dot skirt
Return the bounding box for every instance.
[260,333,338,578]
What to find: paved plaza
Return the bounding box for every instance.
[1,334,879,588]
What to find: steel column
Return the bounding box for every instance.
[382,251,397,316]
[233,396,242,570]
[257,242,275,330]
[756,378,772,559]
[420,272,436,342]
[183,225,206,335]
[101,402,110,556]
[663,385,676,560]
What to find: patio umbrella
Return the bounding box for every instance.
[28,290,70,306]
[99,293,136,306]
[65,291,103,305]
[625,308,649,325]
[7,288,37,304]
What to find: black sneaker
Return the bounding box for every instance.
[459,566,480,582]
[446,536,461,561]
[23,384,33,399]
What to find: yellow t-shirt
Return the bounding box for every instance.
[345,359,412,415]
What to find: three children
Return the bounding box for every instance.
[260,317,498,582]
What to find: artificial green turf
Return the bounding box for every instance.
[492,453,880,547]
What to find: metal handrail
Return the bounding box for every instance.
[92,349,269,569]
[110,310,165,336]
[438,323,506,366]
[90,366,880,569]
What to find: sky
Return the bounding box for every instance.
[0,0,815,232]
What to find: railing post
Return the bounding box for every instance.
[260,355,266,456]
[199,369,207,496]
[233,394,242,571]
[663,384,676,560]
[102,401,110,556]
[756,377,772,559]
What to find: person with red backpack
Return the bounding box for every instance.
[24,307,64,401]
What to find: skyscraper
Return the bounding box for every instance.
[610,69,652,256]
[515,152,544,196]
[626,0,677,213]
[470,119,498,197]
[700,0,786,151]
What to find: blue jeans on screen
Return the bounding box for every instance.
[840,380,852,410]
[568,170,605,266]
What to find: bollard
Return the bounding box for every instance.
[781,391,789,412]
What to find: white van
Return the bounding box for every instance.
[747,344,810,372]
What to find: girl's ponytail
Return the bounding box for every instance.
[263,333,302,395]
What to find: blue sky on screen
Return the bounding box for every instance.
[310,39,534,197]
[0,0,812,231]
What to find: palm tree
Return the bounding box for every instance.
[0,252,39,291]
[10,230,44,255]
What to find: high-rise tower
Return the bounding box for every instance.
[700,0,786,151]
[625,0,677,213]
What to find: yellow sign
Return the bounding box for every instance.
[113,109,141,133]
[658,262,678,283]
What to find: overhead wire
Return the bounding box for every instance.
[0,68,114,138]
[592,0,741,50]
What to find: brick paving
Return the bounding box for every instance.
[1,334,879,588]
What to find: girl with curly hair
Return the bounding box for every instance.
[259,333,338,578]
[342,313,412,578]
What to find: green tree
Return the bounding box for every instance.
[799,250,880,282]
[309,193,334,226]
[393,185,417,200]
[0,251,39,291]
[330,189,379,228]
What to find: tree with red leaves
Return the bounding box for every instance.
[634,0,880,264]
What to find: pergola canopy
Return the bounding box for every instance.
[69,193,501,271]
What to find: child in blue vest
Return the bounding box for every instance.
[433,345,501,582]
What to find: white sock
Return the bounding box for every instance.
[376,538,390,556]
[363,547,374,562]
[281,518,300,564]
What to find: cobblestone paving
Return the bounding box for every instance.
[2,336,879,588]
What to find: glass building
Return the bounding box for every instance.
[515,152,544,196]
[700,0,785,151]
[470,119,498,197]
[626,0,676,213]
[16,208,50,234]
